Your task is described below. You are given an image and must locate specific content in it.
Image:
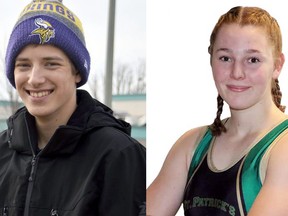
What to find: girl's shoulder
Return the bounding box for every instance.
[172,125,209,170]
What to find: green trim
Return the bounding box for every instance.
[0,100,23,107]
[112,94,146,101]
[0,100,15,106]
[188,129,212,180]
[241,119,288,212]
[131,126,146,140]
[0,119,7,131]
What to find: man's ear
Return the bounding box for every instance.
[75,72,82,84]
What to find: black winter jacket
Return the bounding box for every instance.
[0,90,146,216]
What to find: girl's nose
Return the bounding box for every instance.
[230,61,245,80]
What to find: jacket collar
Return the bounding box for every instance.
[7,90,131,156]
[8,109,84,156]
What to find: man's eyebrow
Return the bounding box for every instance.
[42,56,65,61]
[15,56,65,61]
[15,57,29,61]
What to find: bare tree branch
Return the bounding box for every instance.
[113,59,146,95]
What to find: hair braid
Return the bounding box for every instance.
[209,95,227,136]
[272,79,286,112]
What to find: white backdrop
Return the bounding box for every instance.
[147,1,288,215]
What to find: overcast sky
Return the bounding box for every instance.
[0,0,146,100]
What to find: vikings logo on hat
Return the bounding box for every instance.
[30,18,55,44]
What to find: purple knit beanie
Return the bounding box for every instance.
[5,0,90,88]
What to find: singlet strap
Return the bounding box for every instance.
[187,128,213,180]
[241,119,288,211]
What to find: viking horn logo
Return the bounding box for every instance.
[30,18,55,44]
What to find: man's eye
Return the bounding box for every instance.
[46,63,55,66]
[15,63,30,68]
[46,62,60,67]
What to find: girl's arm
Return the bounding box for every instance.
[147,127,207,216]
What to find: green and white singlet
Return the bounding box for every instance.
[183,119,288,216]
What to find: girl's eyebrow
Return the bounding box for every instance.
[245,49,260,54]
[215,48,261,54]
[215,48,231,53]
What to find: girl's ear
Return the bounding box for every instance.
[273,53,285,79]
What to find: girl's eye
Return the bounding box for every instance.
[248,57,260,63]
[219,56,231,62]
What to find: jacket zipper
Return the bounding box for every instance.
[24,154,39,216]
[3,206,8,216]
[23,117,39,216]
[51,209,59,216]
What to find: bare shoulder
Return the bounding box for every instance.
[172,125,209,170]
[266,129,288,176]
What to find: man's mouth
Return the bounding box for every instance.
[28,90,53,98]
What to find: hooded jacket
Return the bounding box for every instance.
[0,90,146,216]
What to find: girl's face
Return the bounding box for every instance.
[211,23,282,111]
[14,44,81,123]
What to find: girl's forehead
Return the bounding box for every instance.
[213,24,274,56]
[217,24,266,36]
[215,24,269,46]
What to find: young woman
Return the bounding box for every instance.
[147,6,288,216]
